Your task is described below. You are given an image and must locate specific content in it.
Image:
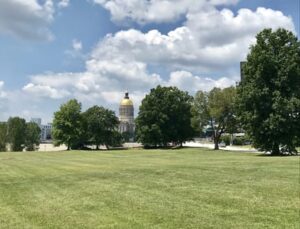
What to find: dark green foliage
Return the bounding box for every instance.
[136,86,194,147]
[25,122,41,151]
[7,117,26,151]
[219,135,231,146]
[83,106,120,149]
[192,87,238,150]
[0,122,7,151]
[121,131,134,142]
[52,99,84,150]
[232,137,244,146]
[237,28,300,155]
[104,130,123,148]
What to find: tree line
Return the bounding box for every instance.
[0,117,41,152]
[1,28,299,155]
[133,28,300,155]
[52,100,122,150]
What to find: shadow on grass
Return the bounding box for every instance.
[256,153,299,157]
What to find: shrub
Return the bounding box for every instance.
[220,135,231,146]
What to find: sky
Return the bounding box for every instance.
[0,0,299,123]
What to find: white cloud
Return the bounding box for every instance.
[0,0,54,40]
[0,81,7,98]
[22,4,295,108]
[93,0,239,24]
[23,83,70,99]
[167,71,236,93]
[19,2,296,120]
[90,5,295,73]
[58,0,70,8]
[72,39,82,51]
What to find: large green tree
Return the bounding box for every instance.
[25,122,41,151]
[192,87,237,150]
[136,86,194,147]
[83,105,121,149]
[237,28,300,155]
[52,99,84,150]
[7,117,26,151]
[0,122,7,151]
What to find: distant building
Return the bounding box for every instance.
[30,118,52,142]
[118,92,135,141]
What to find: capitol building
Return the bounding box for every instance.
[118,92,135,139]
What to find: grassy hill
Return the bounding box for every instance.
[0,148,298,228]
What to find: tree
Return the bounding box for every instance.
[236,28,300,155]
[191,91,209,136]
[25,122,41,151]
[0,122,7,152]
[136,86,194,147]
[192,87,237,150]
[52,99,84,150]
[7,117,26,151]
[83,106,120,149]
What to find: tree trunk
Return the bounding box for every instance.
[67,139,71,150]
[96,145,99,150]
[214,138,219,150]
[214,134,219,150]
[271,144,280,156]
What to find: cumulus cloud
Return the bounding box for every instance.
[93,0,239,24]
[0,0,55,40]
[168,71,236,92]
[90,6,295,73]
[21,2,296,115]
[23,83,70,99]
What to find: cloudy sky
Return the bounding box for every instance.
[0,0,299,123]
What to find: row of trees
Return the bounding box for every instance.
[37,28,300,155]
[0,117,41,151]
[52,100,122,150]
[135,86,238,149]
[135,28,299,155]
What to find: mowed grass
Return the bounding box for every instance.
[0,148,298,229]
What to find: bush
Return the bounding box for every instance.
[219,135,231,146]
[233,137,244,145]
[232,135,252,146]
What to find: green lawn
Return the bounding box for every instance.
[0,148,298,228]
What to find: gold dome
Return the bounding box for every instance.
[120,98,133,106]
[120,92,133,106]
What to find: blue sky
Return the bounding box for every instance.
[0,0,298,123]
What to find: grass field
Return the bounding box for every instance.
[0,148,298,228]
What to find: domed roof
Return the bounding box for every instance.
[120,92,133,106]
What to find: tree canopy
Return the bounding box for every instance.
[236,28,300,155]
[136,85,194,147]
[52,99,83,150]
[25,122,41,151]
[7,117,26,151]
[83,105,121,149]
[192,86,237,150]
[0,122,7,151]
